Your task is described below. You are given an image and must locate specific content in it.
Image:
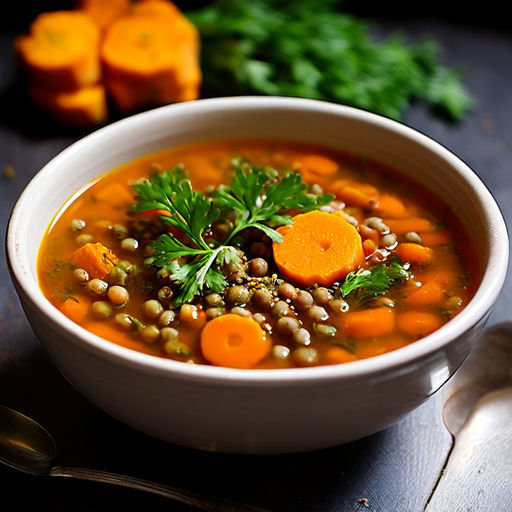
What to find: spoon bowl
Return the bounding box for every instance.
[0,405,55,476]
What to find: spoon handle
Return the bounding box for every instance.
[50,465,268,512]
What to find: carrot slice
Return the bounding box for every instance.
[101,6,201,112]
[94,182,134,208]
[325,346,358,364]
[76,0,130,30]
[15,11,101,90]
[395,243,433,265]
[200,314,271,369]
[28,84,107,127]
[273,210,365,287]
[72,242,118,280]
[342,307,395,339]
[132,0,181,19]
[362,238,377,257]
[397,311,442,337]
[59,296,90,323]
[334,181,379,209]
[383,217,434,234]
[297,154,339,183]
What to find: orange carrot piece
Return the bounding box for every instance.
[94,182,134,208]
[382,217,434,234]
[359,223,380,244]
[59,296,90,323]
[397,311,442,337]
[200,314,271,369]
[395,243,433,265]
[376,194,408,218]
[325,346,358,364]
[72,242,118,280]
[28,84,107,127]
[334,181,378,209]
[342,307,395,339]
[362,238,377,257]
[419,229,452,247]
[404,279,445,307]
[297,154,339,183]
[273,210,365,287]
[101,6,201,112]
[132,0,181,19]
[15,11,101,90]
[76,0,130,30]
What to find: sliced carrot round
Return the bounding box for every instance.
[273,210,365,287]
[342,307,395,339]
[200,314,271,369]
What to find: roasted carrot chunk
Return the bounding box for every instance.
[72,242,118,280]
[342,307,395,339]
[273,210,365,287]
[15,11,101,90]
[395,243,433,265]
[76,0,130,30]
[28,84,107,127]
[397,311,442,337]
[200,314,271,369]
[101,4,201,112]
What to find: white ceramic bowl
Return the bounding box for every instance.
[7,97,509,454]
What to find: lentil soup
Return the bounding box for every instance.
[37,139,478,369]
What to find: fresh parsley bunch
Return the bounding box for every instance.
[187,0,473,120]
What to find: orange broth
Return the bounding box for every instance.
[37,139,479,368]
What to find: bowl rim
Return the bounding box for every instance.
[6,96,509,386]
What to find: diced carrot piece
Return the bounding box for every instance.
[94,182,134,208]
[359,223,380,244]
[376,194,408,218]
[395,243,433,265]
[397,311,443,337]
[59,296,90,323]
[383,217,434,234]
[132,0,181,19]
[72,242,118,279]
[180,306,207,329]
[325,346,358,364]
[404,279,445,307]
[297,154,339,183]
[28,84,107,127]
[342,307,395,339]
[420,229,452,247]
[334,181,379,209]
[362,238,377,256]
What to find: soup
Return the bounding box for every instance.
[37,139,478,369]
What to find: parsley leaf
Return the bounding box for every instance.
[213,166,333,242]
[339,260,410,306]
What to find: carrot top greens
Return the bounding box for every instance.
[131,164,332,305]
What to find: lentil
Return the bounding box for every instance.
[313,323,337,337]
[76,233,95,246]
[271,300,290,317]
[107,285,129,305]
[111,224,128,239]
[205,292,223,307]
[248,258,269,277]
[404,231,422,244]
[293,328,311,345]
[272,345,291,359]
[142,299,164,319]
[311,287,332,304]
[91,301,113,319]
[231,306,251,317]
[121,237,139,252]
[226,285,250,305]
[160,326,179,342]
[114,312,134,330]
[157,286,174,305]
[253,288,273,310]
[293,346,319,366]
[380,233,398,249]
[73,268,89,285]
[293,290,314,311]
[158,309,176,326]
[308,305,329,322]
[276,316,300,335]
[86,278,108,296]
[206,307,223,320]
[278,282,298,301]
[70,219,86,232]
[141,325,160,343]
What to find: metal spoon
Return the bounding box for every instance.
[425,322,512,511]
[0,404,267,512]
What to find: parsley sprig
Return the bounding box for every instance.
[213,166,333,243]
[131,165,332,305]
[339,260,410,306]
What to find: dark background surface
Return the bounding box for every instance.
[1,3,511,511]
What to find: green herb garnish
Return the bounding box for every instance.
[187,0,473,120]
[213,166,333,242]
[131,165,331,306]
[339,260,410,306]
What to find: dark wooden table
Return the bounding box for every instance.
[1,10,511,512]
